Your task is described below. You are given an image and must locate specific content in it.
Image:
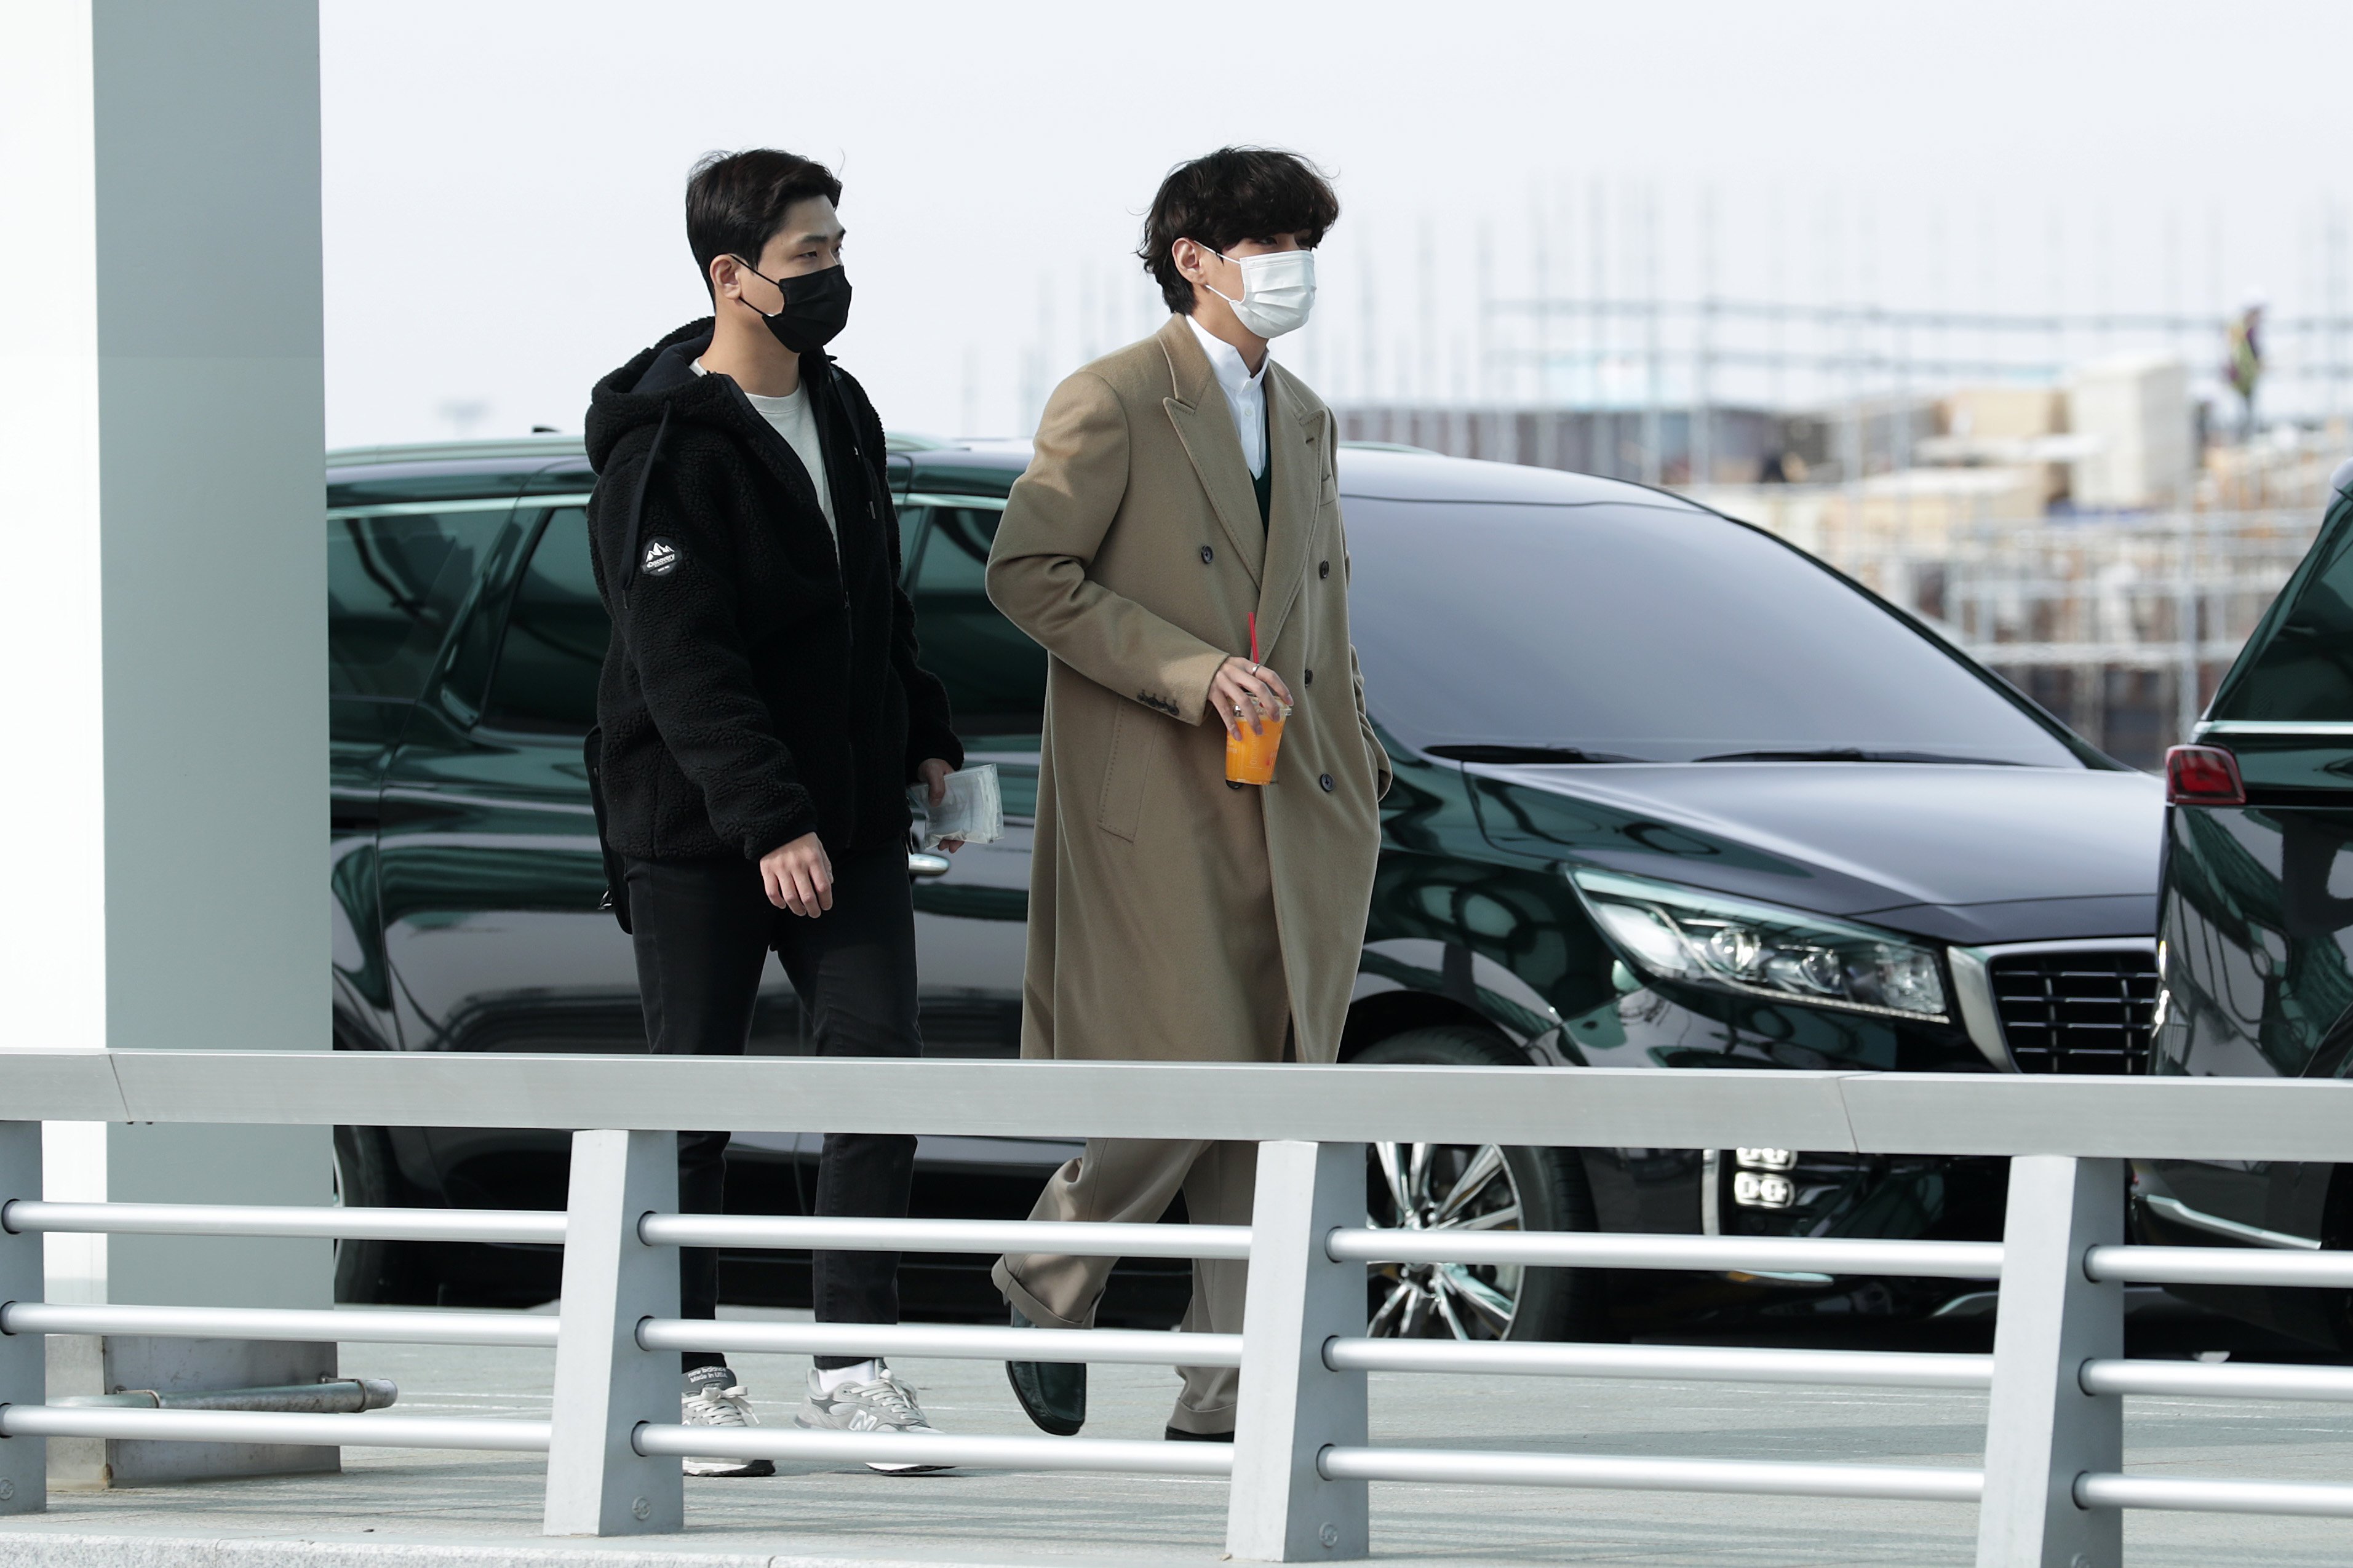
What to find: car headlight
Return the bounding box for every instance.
[1569,868,1949,1022]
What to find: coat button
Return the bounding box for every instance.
[1319,560,1330,578]
[1319,773,1335,792]
[1304,667,1314,685]
[1201,545,1215,565]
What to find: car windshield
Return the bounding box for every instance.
[2208,491,2353,723]
[1345,497,2085,768]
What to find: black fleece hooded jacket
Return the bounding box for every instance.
[583,319,960,864]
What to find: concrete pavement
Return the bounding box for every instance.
[1,1306,2348,1566]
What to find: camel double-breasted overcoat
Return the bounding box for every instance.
[985,316,1390,1065]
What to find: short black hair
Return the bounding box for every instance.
[1139,148,1340,314]
[685,149,843,297]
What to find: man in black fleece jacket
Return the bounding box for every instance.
[584,149,962,1474]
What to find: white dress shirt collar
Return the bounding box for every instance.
[1186,313,1269,480]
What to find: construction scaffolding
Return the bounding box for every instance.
[1483,295,2353,467]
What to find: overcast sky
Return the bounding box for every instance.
[322,0,2351,448]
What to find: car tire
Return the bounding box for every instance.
[332,1124,435,1306]
[1348,1024,1606,1343]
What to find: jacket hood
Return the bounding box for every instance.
[584,318,838,474]
[1464,760,2165,944]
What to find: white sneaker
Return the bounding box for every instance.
[795,1362,951,1474]
[681,1366,774,1478]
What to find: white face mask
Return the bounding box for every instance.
[1201,247,1316,338]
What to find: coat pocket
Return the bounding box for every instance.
[1097,700,1160,842]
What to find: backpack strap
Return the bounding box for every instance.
[816,358,885,527]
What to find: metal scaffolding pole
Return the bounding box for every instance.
[1642,186,1662,487]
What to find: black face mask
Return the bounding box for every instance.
[731,258,852,354]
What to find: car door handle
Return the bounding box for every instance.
[907,851,953,878]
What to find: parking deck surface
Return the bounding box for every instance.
[2,1306,2349,1567]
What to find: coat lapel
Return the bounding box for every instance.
[1252,363,1328,658]
[1157,316,1266,586]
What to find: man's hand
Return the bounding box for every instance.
[760,832,834,915]
[1208,656,1294,739]
[917,758,963,851]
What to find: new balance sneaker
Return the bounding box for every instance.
[680,1364,774,1478]
[795,1361,951,1474]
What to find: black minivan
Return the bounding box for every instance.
[330,433,2163,1340]
[2144,460,2353,1347]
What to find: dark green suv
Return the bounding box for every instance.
[2144,460,2353,1346]
[330,433,2162,1340]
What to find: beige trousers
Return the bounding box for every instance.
[992,1137,1257,1435]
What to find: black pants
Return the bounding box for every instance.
[626,844,922,1371]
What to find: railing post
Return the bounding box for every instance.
[1975,1155,2122,1568]
[1227,1140,1369,1562]
[543,1129,681,1537]
[0,1122,42,1515]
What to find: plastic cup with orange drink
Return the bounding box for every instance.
[1226,710,1286,784]
[1224,613,1289,786]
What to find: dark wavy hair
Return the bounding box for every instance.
[685,149,843,296]
[1138,148,1340,314]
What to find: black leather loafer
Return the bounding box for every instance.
[1165,1425,1235,1442]
[1005,1305,1086,1436]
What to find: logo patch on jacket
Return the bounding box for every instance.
[640,538,679,577]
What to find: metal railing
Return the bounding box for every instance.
[4,1052,2353,1562]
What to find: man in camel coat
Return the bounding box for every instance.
[985,148,1389,1442]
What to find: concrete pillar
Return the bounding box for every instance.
[0,0,330,1483]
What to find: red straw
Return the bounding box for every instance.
[1249,611,1259,664]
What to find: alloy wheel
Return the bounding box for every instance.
[1363,1140,1526,1340]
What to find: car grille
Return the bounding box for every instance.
[1988,950,2159,1074]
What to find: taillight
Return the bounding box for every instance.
[2165,744,2245,806]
